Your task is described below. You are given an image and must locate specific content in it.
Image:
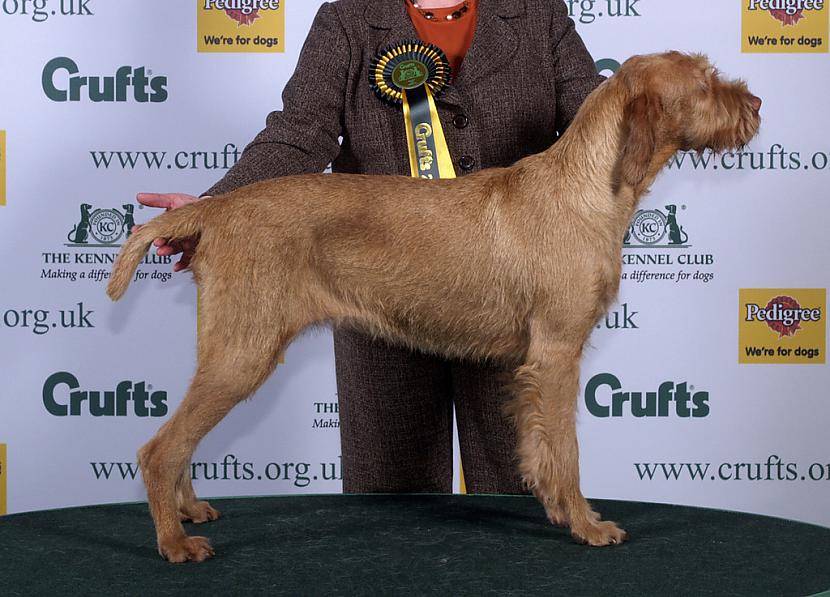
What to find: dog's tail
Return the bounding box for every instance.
[106,205,204,301]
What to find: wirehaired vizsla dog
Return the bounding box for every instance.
[108,52,761,562]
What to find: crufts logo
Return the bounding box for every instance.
[42,371,168,417]
[743,0,828,53]
[739,288,826,363]
[0,130,5,207]
[584,373,710,418]
[42,57,168,102]
[0,443,6,516]
[198,0,284,52]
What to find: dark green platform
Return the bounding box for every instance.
[1,495,828,596]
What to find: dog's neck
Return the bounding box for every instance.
[539,76,676,216]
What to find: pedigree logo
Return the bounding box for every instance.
[743,0,829,53]
[197,0,284,53]
[42,371,168,417]
[42,57,168,102]
[0,443,6,515]
[739,288,826,363]
[0,130,5,207]
[584,373,710,418]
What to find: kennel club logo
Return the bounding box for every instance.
[743,0,829,53]
[739,288,826,363]
[66,203,133,246]
[621,204,715,284]
[38,203,171,284]
[197,0,284,53]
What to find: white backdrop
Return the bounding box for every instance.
[1,0,828,528]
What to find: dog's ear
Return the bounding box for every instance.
[619,92,662,188]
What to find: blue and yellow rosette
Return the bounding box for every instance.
[370,41,456,180]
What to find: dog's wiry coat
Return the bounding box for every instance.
[108,52,761,562]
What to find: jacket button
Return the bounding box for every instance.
[452,114,468,129]
[458,155,475,171]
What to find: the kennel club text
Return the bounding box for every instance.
[622,253,713,266]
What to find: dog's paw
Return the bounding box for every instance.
[159,535,215,563]
[571,520,627,547]
[180,501,221,524]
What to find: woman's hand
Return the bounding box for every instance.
[134,192,202,272]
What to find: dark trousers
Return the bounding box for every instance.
[333,327,527,494]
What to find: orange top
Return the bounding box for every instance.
[404,0,478,80]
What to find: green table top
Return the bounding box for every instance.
[1,494,828,596]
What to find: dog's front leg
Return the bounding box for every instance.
[506,334,626,546]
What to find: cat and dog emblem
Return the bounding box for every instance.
[67,204,136,245]
[624,204,690,247]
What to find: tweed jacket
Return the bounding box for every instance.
[204,0,604,196]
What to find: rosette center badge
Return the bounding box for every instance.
[392,61,428,89]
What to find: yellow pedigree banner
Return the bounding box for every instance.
[0,443,7,515]
[743,0,829,53]
[0,130,6,207]
[197,0,284,53]
[739,288,826,364]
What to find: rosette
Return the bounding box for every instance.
[369,41,456,180]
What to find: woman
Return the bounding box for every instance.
[139,0,604,494]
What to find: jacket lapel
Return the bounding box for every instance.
[454,0,521,90]
[364,0,419,51]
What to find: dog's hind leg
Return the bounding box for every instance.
[506,327,626,546]
[138,312,296,563]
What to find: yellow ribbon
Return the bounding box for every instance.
[401,85,456,179]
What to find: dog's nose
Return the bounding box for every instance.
[750,95,762,112]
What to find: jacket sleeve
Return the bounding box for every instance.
[203,2,348,196]
[549,0,605,135]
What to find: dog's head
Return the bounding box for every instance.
[616,52,761,189]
